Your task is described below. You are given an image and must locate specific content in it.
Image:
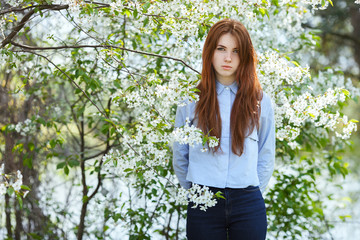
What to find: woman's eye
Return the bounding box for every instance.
[217,47,225,51]
[233,49,239,53]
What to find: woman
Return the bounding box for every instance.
[173,19,275,240]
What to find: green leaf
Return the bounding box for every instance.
[202,136,207,146]
[23,157,32,169]
[215,191,225,199]
[21,185,31,191]
[16,193,23,209]
[64,165,69,175]
[125,85,136,92]
[190,88,201,93]
[133,8,138,18]
[68,159,80,167]
[101,124,109,135]
[258,8,269,18]
[123,9,131,17]
[28,233,42,240]
[28,142,35,151]
[291,61,300,67]
[143,17,149,27]
[110,127,116,136]
[272,0,279,6]
[339,215,351,221]
[7,187,14,196]
[341,89,350,97]
[13,143,24,153]
[37,117,46,125]
[143,2,151,11]
[50,139,57,148]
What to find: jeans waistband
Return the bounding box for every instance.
[191,183,259,192]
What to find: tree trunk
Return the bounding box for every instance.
[350,5,360,69]
[15,200,22,240]
[4,132,15,239]
[77,116,87,240]
[5,194,12,238]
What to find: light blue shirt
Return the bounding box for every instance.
[172,80,275,193]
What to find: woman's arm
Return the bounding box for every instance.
[257,93,276,193]
[172,104,191,189]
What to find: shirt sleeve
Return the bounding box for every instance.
[257,94,275,193]
[172,103,191,189]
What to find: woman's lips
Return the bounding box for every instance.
[222,65,232,70]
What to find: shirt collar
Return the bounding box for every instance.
[216,80,238,95]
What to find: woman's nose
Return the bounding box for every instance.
[224,52,232,62]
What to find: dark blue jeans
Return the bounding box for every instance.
[186,185,267,240]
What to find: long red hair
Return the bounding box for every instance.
[195,19,262,156]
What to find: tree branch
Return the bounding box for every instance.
[1,9,35,48]
[9,41,200,74]
[83,144,121,161]
[302,23,360,46]
[1,5,69,48]
[0,4,67,15]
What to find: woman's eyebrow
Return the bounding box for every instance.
[217,44,238,50]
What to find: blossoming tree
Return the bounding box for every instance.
[1,0,359,239]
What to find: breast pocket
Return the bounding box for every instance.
[247,130,258,142]
[244,129,259,155]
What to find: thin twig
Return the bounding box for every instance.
[83,1,189,20]
[9,41,200,74]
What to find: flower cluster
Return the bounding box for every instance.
[276,88,354,142]
[301,0,329,10]
[335,115,358,140]
[3,0,22,6]
[307,69,360,98]
[258,50,310,99]
[0,16,6,40]
[0,164,28,197]
[172,117,203,147]
[255,50,357,147]
[56,0,85,11]
[7,119,36,136]
[176,184,218,211]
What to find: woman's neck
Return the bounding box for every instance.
[216,77,236,86]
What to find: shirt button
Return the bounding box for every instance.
[225,87,229,90]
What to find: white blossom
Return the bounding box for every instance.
[0,164,26,196]
[175,184,218,211]
[12,170,23,191]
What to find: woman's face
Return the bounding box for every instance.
[212,33,240,84]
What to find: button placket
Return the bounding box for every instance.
[223,88,231,137]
